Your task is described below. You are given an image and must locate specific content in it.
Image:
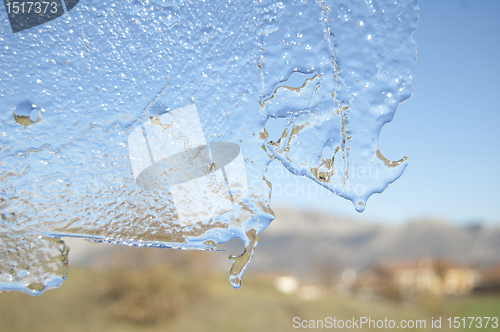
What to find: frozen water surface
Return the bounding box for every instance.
[0,0,418,293]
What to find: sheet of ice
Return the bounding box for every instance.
[0,0,418,293]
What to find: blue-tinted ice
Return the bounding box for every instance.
[0,0,418,293]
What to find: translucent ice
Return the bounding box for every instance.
[0,0,418,293]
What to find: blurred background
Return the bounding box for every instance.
[1,0,500,331]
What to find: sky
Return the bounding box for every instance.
[269,0,500,226]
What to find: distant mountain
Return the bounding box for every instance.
[246,207,500,279]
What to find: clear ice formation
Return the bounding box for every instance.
[0,0,418,293]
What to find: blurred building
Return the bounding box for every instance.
[352,258,481,300]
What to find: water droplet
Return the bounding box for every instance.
[229,229,259,289]
[203,240,217,249]
[13,101,41,126]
